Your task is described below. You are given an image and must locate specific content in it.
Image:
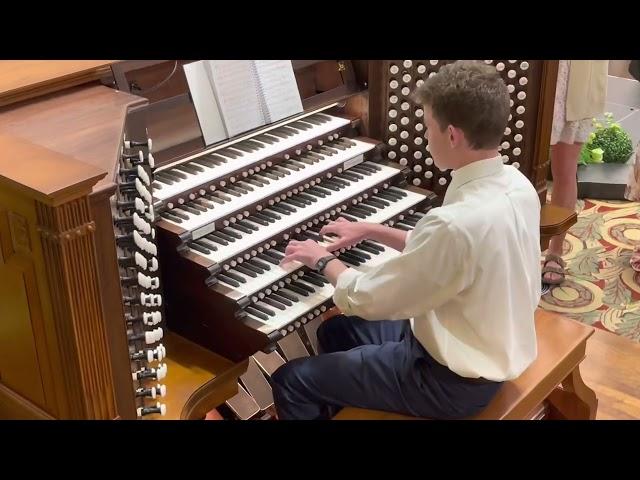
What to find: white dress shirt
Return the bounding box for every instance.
[333,156,541,381]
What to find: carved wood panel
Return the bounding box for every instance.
[0,209,47,408]
[36,197,118,419]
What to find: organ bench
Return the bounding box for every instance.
[334,309,598,420]
[165,307,597,421]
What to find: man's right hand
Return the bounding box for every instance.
[320,217,373,251]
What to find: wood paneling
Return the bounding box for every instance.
[0,61,117,107]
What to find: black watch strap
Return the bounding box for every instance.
[316,255,338,274]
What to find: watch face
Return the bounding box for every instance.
[317,256,333,272]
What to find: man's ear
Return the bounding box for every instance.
[448,125,461,148]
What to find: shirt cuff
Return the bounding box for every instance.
[405,229,412,245]
[332,268,362,315]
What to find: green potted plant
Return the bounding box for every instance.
[576,113,636,199]
[578,112,634,165]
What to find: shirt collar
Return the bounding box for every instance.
[445,155,504,200]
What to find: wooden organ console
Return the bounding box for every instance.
[0,62,169,419]
[0,59,561,420]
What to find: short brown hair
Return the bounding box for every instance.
[411,60,510,149]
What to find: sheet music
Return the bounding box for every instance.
[206,60,265,137]
[254,60,303,123]
[183,61,228,146]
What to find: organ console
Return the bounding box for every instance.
[0,59,559,420]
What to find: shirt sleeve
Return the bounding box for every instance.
[404,228,412,245]
[333,213,471,320]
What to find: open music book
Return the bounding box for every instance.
[184,60,303,145]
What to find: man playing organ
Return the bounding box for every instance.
[273,60,542,420]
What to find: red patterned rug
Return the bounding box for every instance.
[540,198,640,342]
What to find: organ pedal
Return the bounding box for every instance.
[276,331,311,361]
[205,326,332,420]
[252,350,287,376]
[239,357,276,415]
[301,316,324,355]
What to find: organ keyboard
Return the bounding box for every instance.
[155,95,439,361]
[152,110,353,206]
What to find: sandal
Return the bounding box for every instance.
[542,253,566,285]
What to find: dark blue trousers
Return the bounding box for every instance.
[271,315,503,420]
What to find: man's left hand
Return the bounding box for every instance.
[281,239,331,269]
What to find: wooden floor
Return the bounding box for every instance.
[158,326,640,420]
[581,327,640,419]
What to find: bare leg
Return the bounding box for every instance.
[544,142,582,283]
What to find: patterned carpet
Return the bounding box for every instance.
[540,197,640,342]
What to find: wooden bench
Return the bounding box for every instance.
[333,309,598,420]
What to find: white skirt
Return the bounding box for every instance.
[550,60,594,146]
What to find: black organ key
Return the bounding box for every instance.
[229,222,253,234]
[247,215,269,226]
[224,270,246,284]
[290,281,315,294]
[235,265,258,278]
[271,293,293,306]
[273,290,298,303]
[262,296,286,310]
[248,258,270,270]
[246,306,269,321]
[251,303,276,317]
[257,253,279,265]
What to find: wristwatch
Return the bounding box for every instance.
[315,255,338,274]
